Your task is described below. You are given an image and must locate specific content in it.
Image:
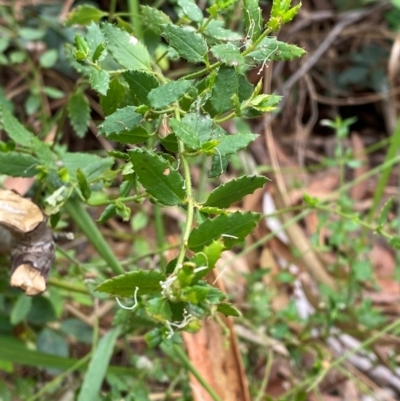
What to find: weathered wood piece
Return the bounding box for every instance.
[0,189,54,295]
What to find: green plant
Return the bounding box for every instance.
[0,1,308,398]
[0,0,305,344]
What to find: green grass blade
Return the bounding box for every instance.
[64,196,125,274]
[0,334,130,375]
[77,327,121,401]
[368,117,400,223]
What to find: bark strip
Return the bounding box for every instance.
[0,189,55,295]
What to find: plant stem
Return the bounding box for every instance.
[314,204,392,239]
[64,196,125,275]
[307,317,400,392]
[214,111,236,123]
[174,110,195,272]
[127,0,143,41]
[184,61,222,80]
[48,277,89,294]
[175,153,195,270]
[109,0,117,19]
[172,345,223,401]
[254,350,273,401]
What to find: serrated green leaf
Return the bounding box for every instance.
[107,150,129,160]
[243,0,263,41]
[108,126,150,144]
[247,37,306,62]
[123,71,159,104]
[270,0,283,16]
[191,240,225,282]
[282,4,301,23]
[160,133,179,153]
[207,0,238,15]
[68,91,90,138]
[238,74,254,102]
[169,118,200,149]
[11,295,32,325]
[74,33,90,57]
[217,303,241,317]
[198,206,226,214]
[92,41,107,63]
[0,106,34,147]
[89,69,110,95]
[100,77,126,116]
[148,80,194,109]
[162,25,208,64]
[85,158,114,182]
[204,175,268,208]
[66,5,107,26]
[216,133,258,155]
[31,137,54,167]
[183,283,225,304]
[98,204,117,223]
[203,19,242,41]
[378,197,394,226]
[129,148,186,206]
[65,43,93,75]
[0,152,38,177]
[145,298,172,322]
[98,106,142,136]
[96,270,165,297]
[86,22,106,60]
[140,6,172,35]
[247,93,282,112]
[77,169,91,200]
[188,211,260,251]
[210,67,238,115]
[182,113,214,144]
[101,23,151,71]
[209,153,230,178]
[211,43,245,67]
[177,0,203,22]
[60,152,113,182]
[77,327,120,401]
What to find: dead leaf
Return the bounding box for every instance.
[182,270,250,401]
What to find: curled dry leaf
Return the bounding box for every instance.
[0,189,54,295]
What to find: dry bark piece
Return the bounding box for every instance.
[0,189,54,295]
[0,189,43,233]
[11,264,47,296]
